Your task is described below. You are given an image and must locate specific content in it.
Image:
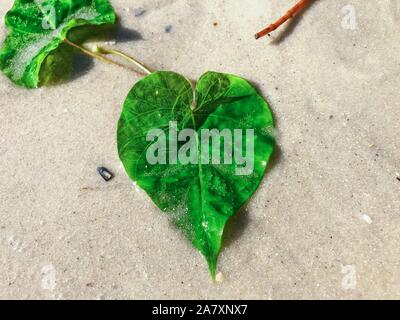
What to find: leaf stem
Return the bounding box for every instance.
[63,38,147,77]
[255,0,311,40]
[95,46,152,75]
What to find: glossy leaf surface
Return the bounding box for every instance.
[117,71,275,278]
[0,0,116,88]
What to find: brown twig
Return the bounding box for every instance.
[255,0,311,40]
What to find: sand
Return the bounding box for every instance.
[0,0,399,299]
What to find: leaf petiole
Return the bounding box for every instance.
[63,38,148,77]
[95,46,152,75]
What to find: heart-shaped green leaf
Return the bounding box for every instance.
[117,71,275,278]
[0,0,116,88]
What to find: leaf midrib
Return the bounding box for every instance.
[189,88,211,258]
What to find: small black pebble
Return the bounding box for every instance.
[164,25,173,33]
[97,167,114,181]
[397,177,400,182]
[329,115,334,119]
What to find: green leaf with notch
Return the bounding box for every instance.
[0,0,116,88]
[117,71,275,278]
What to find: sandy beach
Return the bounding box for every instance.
[0,0,399,299]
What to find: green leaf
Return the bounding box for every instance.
[117,71,275,278]
[0,0,116,88]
